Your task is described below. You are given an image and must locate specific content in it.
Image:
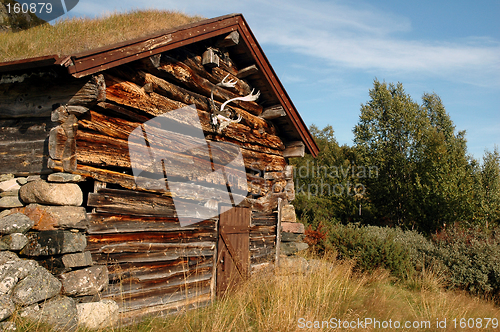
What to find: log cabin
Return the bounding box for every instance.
[0,13,319,322]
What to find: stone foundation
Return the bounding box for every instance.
[0,173,116,330]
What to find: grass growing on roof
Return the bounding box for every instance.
[0,9,205,63]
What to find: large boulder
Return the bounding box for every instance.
[0,213,33,235]
[77,300,119,329]
[0,294,15,321]
[20,231,86,256]
[10,204,88,231]
[19,180,82,206]
[60,266,108,296]
[0,259,37,295]
[12,264,62,306]
[37,296,78,331]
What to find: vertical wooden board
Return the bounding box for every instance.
[216,206,250,297]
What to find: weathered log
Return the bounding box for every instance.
[87,188,219,219]
[106,257,212,282]
[51,105,89,123]
[87,229,216,247]
[140,55,263,115]
[103,74,283,150]
[48,114,77,171]
[79,109,280,156]
[97,242,215,255]
[216,31,239,48]
[173,50,253,97]
[117,292,211,323]
[106,279,211,313]
[105,267,213,297]
[49,159,248,201]
[0,118,55,174]
[75,130,251,186]
[0,74,105,118]
[237,65,259,79]
[260,105,286,120]
[283,141,305,158]
[108,66,274,135]
[88,214,216,234]
[76,127,285,173]
[249,226,276,236]
[92,250,214,264]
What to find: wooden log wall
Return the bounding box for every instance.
[1,35,296,319]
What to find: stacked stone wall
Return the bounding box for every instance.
[0,173,117,330]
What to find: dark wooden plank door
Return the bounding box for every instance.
[216,206,250,297]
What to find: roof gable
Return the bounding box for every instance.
[0,14,318,156]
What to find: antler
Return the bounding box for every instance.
[209,74,260,132]
[219,89,261,114]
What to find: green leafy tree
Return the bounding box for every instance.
[353,80,479,233]
[480,147,500,225]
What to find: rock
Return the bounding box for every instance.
[0,179,20,193]
[12,264,61,306]
[280,241,309,256]
[62,252,93,268]
[19,180,82,206]
[0,211,10,219]
[77,300,119,329]
[38,256,70,275]
[281,204,296,222]
[281,232,305,242]
[0,294,15,321]
[0,213,34,235]
[37,296,78,331]
[0,242,8,251]
[47,173,82,183]
[0,175,14,183]
[10,204,87,231]
[0,251,19,265]
[0,196,24,208]
[16,178,27,185]
[18,303,40,318]
[0,321,16,331]
[60,266,108,296]
[0,259,38,295]
[26,175,43,183]
[0,190,19,198]
[281,221,305,234]
[1,233,29,250]
[20,231,86,256]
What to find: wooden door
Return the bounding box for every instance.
[216,206,250,297]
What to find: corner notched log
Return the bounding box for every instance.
[0,74,105,118]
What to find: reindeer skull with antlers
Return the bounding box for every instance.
[210,74,260,132]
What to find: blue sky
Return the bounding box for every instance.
[66,0,499,161]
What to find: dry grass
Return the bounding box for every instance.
[119,252,500,332]
[10,252,500,331]
[0,9,205,63]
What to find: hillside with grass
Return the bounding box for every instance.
[0,9,204,62]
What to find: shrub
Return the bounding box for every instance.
[431,224,500,296]
[328,224,415,279]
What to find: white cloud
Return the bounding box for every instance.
[70,0,500,87]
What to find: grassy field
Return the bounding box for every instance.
[13,251,499,332]
[0,9,204,63]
